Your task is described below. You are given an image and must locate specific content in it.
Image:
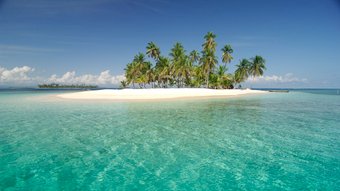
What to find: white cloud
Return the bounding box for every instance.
[0,65,124,86]
[46,70,125,85]
[0,66,36,84]
[247,73,307,84]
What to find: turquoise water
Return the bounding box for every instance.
[1,90,339,190]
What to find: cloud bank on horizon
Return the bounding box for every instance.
[246,73,307,83]
[0,65,124,87]
[48,70,125,86]
[0,65,308,88]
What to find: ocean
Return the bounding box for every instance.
[1,89,339,190]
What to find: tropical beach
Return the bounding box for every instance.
[57,30,268,101]
[57,88,267,100]
[53,29,268,101]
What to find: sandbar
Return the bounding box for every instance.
[57,88,267,101]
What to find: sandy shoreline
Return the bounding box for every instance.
[56,88,267,101]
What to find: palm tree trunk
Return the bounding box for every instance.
[206,75,209,88]
[206,68,210,88]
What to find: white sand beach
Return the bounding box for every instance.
[57,88,267,100]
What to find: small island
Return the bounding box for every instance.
[58,32,268,100]
[38,83,98,89]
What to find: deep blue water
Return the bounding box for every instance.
[0,89,339,190]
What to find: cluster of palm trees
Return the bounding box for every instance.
[122,32,266,89]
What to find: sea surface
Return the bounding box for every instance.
[1,89,339,190]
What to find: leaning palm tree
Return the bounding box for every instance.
[133,53,146,79]
[125,62,139,88]
[221,45,233,65]
[249,55,266,78]
[141,61,152,88]
[235,59,251,84]
[146,42,161,60]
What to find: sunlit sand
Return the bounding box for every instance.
[57,88,267,100]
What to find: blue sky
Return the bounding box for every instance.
[0,0,339,87]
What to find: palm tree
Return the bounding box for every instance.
[170,42,186,87]
[201,49,218,88]
[179,56,194,87]
[201,32,218,88]
[235,59,251,84]
[170,42,186,62]
[217,65,227,77]
[120,80,128,88]
[249,55,266,78]
[146,42,161,60]
[133,53,146,78]
[216,65,233,89]
[140,61,152,88]
[203,32,217,51]
[133,53,146,66]
[155,56,171,87]
[216,65,226,88]
[190,65,204,87]
[125,62,139,88]
[189,50,200,64]
[221,45,233,65]
[221,73,234,89]
[126,53,153,88]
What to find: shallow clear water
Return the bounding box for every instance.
[1,90,339,190]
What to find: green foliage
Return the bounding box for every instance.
[203,32,217,51]
[120,80,128,88]
[146,42,161,60]
[189,50,200,64]
[221,45,233,64]
[249,55,266,78]
[201,32,218,87]
[123,33,266,89]
[235,59,251,84]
